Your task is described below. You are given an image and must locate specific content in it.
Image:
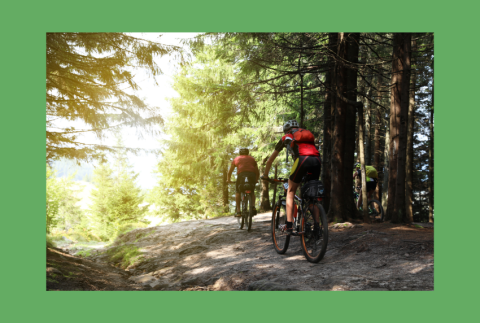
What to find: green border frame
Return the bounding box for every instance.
[3,0,472,321]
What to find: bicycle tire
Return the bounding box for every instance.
[368,199,384,222]
[237,193,245,229]
[246,193,253,232]
[271,202,290,254]
[301,201,328,263]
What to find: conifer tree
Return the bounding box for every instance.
[47,33,181,162]
[46,165,61,234]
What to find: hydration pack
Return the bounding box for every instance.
[291,128,315,144]
[301,180,324,198]
[239,177,255,193]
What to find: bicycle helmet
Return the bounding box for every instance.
[239,148,249,155]
[283,119,299,133]
[354,162,361,169]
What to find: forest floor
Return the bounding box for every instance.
[47,212,433,291]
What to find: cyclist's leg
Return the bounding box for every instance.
[286,179,300,223]
[235,193,241,215]
[235,173,245,216]
[246,172,257,214]
[287,156,314,226]
[366,180,377,202]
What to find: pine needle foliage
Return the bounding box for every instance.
[47,33,182,162]
[89,136,147,240]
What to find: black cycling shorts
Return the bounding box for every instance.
[366,179,378,192]
[236,171,257,193]
[289,155,321,184]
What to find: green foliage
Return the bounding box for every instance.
[148,38,314,222]
[46,33,181,162]
[46,165,61,234]
[76,250,92,257]
[89,135,148,241]
[46,236,56,248]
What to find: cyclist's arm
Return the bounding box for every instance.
[264,150,279,177]
[254,161,260,182]
[227,162,236,182]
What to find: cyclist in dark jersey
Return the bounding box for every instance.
[227,148,260,217]
[261,120,322,234]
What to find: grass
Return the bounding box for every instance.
[106,244,144,269]
[47,236,56,248]
[76,250,92,257]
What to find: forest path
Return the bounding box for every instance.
[48,213,433,291]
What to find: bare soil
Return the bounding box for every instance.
[47,212,433,291]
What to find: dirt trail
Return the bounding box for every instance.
[48,212,433,291]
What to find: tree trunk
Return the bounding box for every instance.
[365,88,372,165]
[374,104,381,201]
[328,33,359,222]
[328,32,348,222]
[259,158,271,212]
[405,38,417,223]
[343,33,360,220]
[222,161,229,213]
[428,87,434,223]
[392,33,411,223]
[382,117,390,212]
[357,103,370,222]
[322,34,335,213]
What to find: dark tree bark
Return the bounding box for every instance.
[343,33,361,219]
[405,38,417,223]
[321,33,336,213]
[328,33,349,222]
[382,110,390,213]
[357,102,370,222]
[223,160,229,213]
[328,32,359,222]
[364,88,372,165]
[391,33,411,223]
[428,87,434,223]
[374,102,382,201]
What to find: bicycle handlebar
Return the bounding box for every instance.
[261,176,288,184]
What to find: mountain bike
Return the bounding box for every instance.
[228,179,255,232]
[354,186,384,222]
[262,176,328,263]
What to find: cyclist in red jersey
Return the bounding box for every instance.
[227,148,260,217]
[261,120,322,234]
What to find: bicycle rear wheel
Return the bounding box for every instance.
[237,193,245,229]
[301,201,328,263]
[271,202,290,254]
[368,199,384,222]
[245,193,253,232]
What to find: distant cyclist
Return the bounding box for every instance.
[227,148,260,217]
[353,163,378,210]
[261,120,321,235]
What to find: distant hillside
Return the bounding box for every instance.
[51,158,95,182]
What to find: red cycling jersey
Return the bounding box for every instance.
[276,133,319,159]
[232,155,260,178]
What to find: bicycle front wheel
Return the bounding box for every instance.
[301,201,328,263]
[368,199,384,222]
[271,202,290,254]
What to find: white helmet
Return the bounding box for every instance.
[283,119,299,133]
